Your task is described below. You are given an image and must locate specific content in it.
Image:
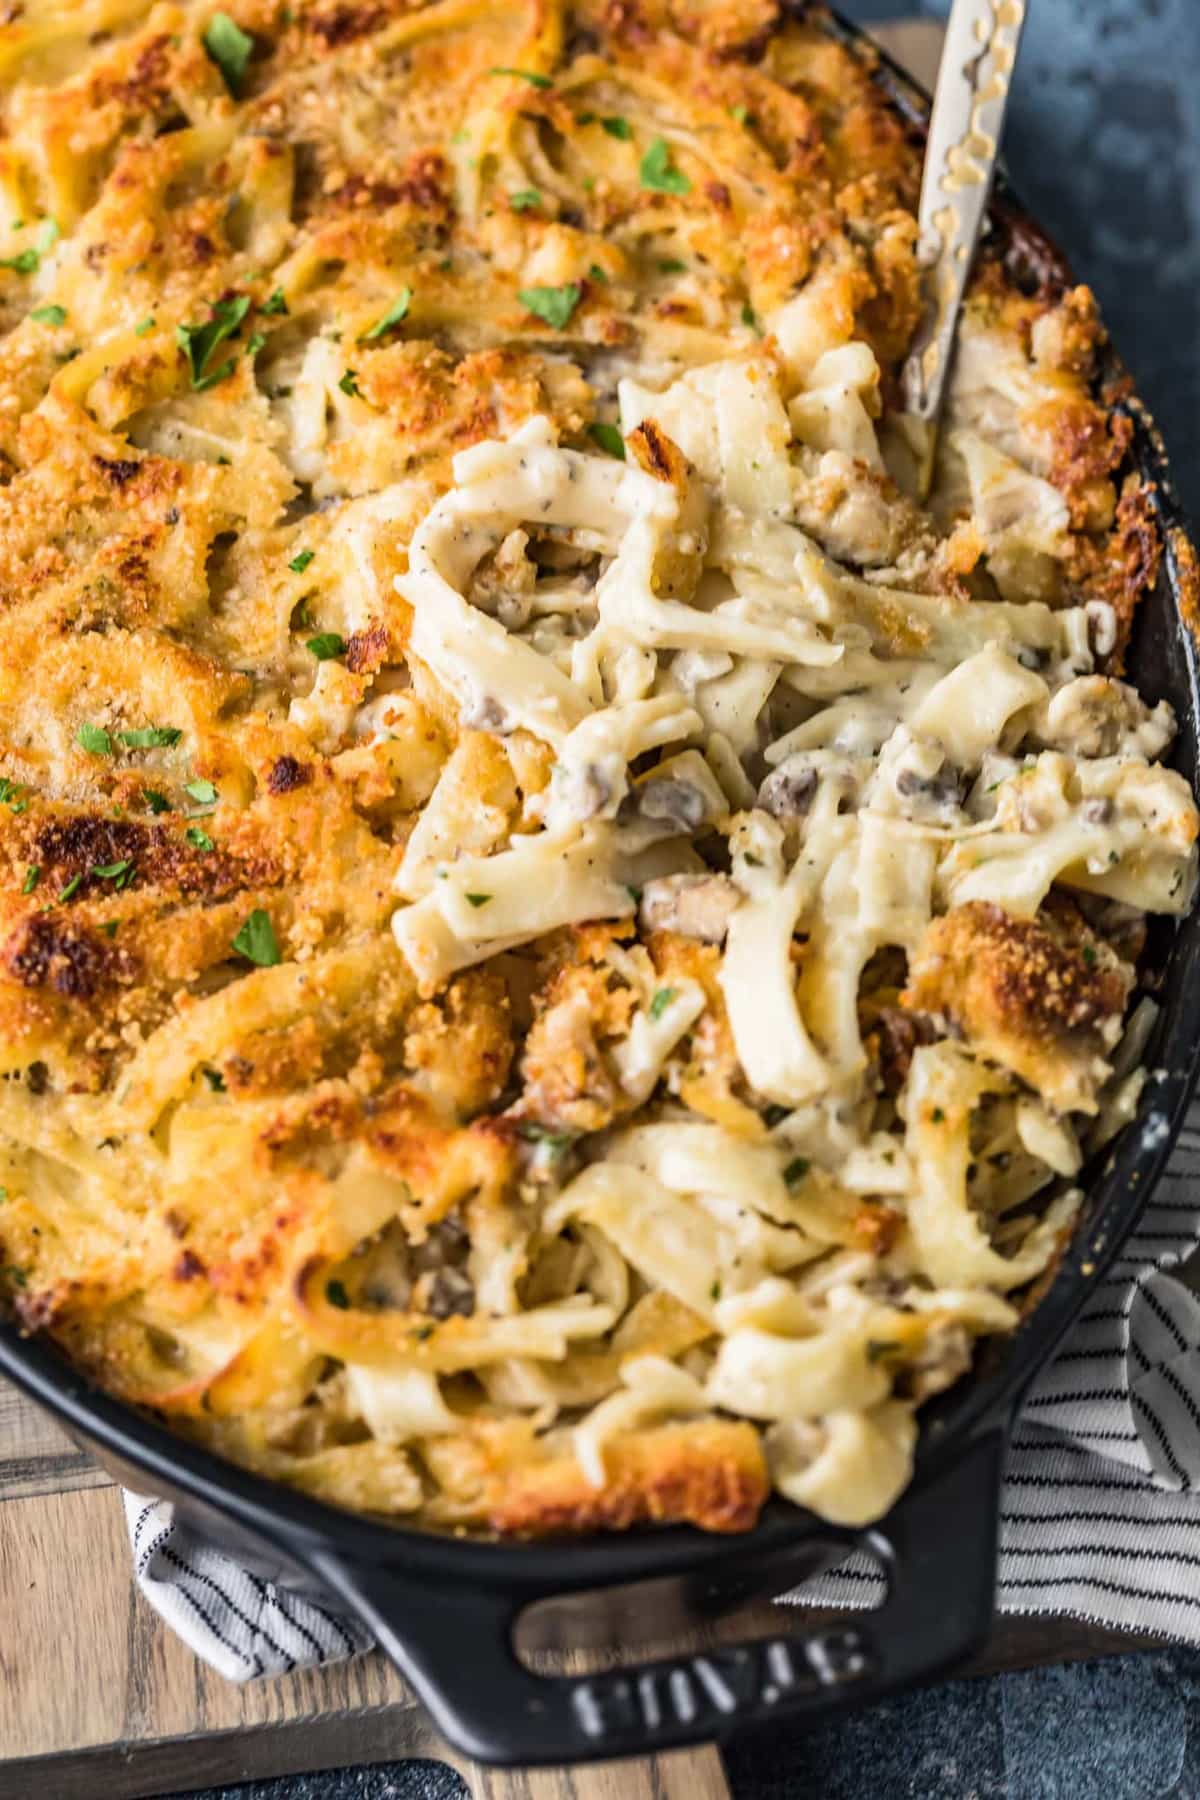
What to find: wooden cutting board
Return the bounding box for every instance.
[0,21,1168,1800]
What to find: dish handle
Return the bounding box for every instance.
[313,1426,1006,1767]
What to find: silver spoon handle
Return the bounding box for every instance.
[902,0,1029,422]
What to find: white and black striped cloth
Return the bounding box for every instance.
[124,1108,1200,1678]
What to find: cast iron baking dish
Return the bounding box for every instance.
[3,11,1200,1768]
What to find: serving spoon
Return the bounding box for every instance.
[901,0,1029,429]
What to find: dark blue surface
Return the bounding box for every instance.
[189,5,1200,1796]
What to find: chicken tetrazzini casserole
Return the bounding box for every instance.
[0,0,1195,1537]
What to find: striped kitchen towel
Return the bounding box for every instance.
[123,1104,1200,1678]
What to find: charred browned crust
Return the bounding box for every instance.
[486,1420,770,1536]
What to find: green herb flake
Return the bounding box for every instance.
[288,548,314,574]
[517,1122,573,1153]
[76,722,112,756]
[4,1266,27,1288]
[186,825,215,851]
[489,66,552,88]
[203,10,254,96]
[639,136,691,195]
[517,282,581,330]
[142,789,171,814]
[261,287,288,315]
[202,1066,226,1091]
[91,859,132,881]
[866,1339,901,1365]
[30,304,66,326]
[1082,944,1097,966]
[657,258,687,274]
[509,188,542,213]
[600,115,632,140]
[232,907,280,967]
[360,287,413,341]
[740,300,760,332]
[117,725,182,749]
[21,865,39,895]
[588,421,625,459]
[783,1156,810,1186]
[931,1107,945,1124]
[134,316,156,336]
[38,218,59,253]
[337,368,361,397]
[649,986,677,1021]
[184,778,218,805]
[464,892,492,908]
[709,1279,722,1301]
[101,920,119,938]
[176,294,250,391]
[306,631,346,661]
[246,329,266,355]
[0,249,39,276]
[58,873,83,903]
[588,263,610,284]
[730,104,749,125]
[325,1277,350,1309]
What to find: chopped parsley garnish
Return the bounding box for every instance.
[288,548,314,573]
[202,1066,226,1091]
[509,189,542,212]
[30,304,66,325]
[741,301,760,332]
[783,1156,810,1186]
[1082,944,1097,966]
[184,778,218,805]
[649,986,676,1020]
[38,218,59,253]
[489,66,552,88]
[866,1339,901,1364]
[58,873,82,903]
[176,295,250,391]
[337,369,362,397]
[203,10,254,96]
[0,249,38,276]
[306,632,346,661]
[588,421,625,459]
[464,892,492,908]
[118,725,182,749]
[600,115,632,140]
[246,330,266,355]
[639,137,691,195]
[92,859,132,881]
[325,1277,350,1309]
[76,723,112,756]
[710,1280,722,1301]
[588,263,610,284]
[134,316,155,336]
[232,907,280,966]
[261,287,288,315]
[21,865,39,895]
[517,282,581,330]
[730,104,749,125]
[360,288,412,341]
[101,920,119,937]
[657,258,687,274]
[186,825,215,851]
[517,1122,573,1152]
[4,1266,27,1288]
[931,1107,945,1124]
[143,789,171,813]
